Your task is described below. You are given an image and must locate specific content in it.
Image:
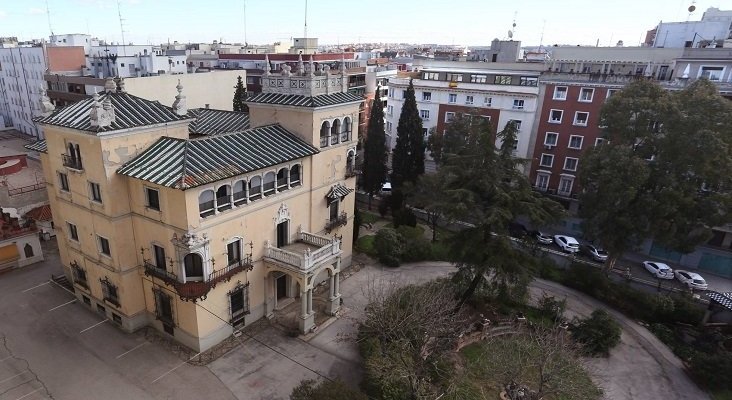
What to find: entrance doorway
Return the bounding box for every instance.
[276,221,288,248]
[276,274,287,299]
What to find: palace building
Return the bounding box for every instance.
[28,57,361,351]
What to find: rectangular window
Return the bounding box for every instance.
[445,112,455,123]
[564,157,578,171]
[699,66,724,81]
[494,75,511,85]
[595,138,608,146]
[58,172,69,191]
[539,154,554,167]
[510,120,522,131]
[549,109,563,123]
[101,278,119,307]
[573,112,589,126]
[153,244,166,269]
[387,105,393,116]
[98,236,111,257]
[606,89,619,99]
[420,110,430,120]
[536,174,549,191]
[483,96,492,106]
[578,88,594,102]
[422,92,432,101]
[446,73,463,82]
[145,187,160,211]
[568,135,584,149]
[89,182,102,203]
[465,95,474,105]
[229,283,250,326]
[520,76,538,86]
[512,99,524,109]
[402,90,407,99]
[558,177,574,196]
[227,239,242,266]
[423,72,439,80]
[386,121,392,133]
[67,222,79,241]
[544,132,559,146]
[448,93,457,103]
[470,74,487,83]
[329,200,339,221]
[553,86,568,100]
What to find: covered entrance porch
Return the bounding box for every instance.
[264,230,343,334]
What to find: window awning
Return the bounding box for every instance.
[326,183,353,201]
[0,244,20,265]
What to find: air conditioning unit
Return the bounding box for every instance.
[544,145,554,150]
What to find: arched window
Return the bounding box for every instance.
[342,117,352,141]
[183,253,204,281]
[233,180,247,206]
[216,184,231,212]
[263,171,276,196]
[276,168,288,191]
[331,119,341,145]
[320,121,330,148]
[199,190,215,218]
[24,243,33,258]
[290,164,301,187]
[249,176,262,201]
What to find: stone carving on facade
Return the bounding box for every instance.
[308,55,315,77]
[281,64,292,76]
[274,203,290,224]
[104,77,117,92]
[89,90,115,129]
[172,231,209,249]
[38,86,55,116]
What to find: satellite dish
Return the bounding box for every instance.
[688,4,696,12]
[508,30,513,39]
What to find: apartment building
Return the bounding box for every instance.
[30,65,360,351]
[385,61,546,161]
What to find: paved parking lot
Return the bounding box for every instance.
[0,242,237,400]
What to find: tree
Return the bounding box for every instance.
[362,89,388,209]
[433,115,563,307]
[232,76,247,112]
[391,79,424,187]
[404,174,447,242]
[472,327,602,400]
[579,79,732,274]
[359,279,468,399]
[570,309,622,357]
[291,379,367,400]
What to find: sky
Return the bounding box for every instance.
[0,0,726,47]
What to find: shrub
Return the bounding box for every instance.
[538,294,566,322]
[393,207,417,228]
[401,237,433,262]
[689,352,732,390]
[378,196,390,217]
[374,228,404,267]
[353,207,362,242]
[291,378,368,400]
[537,256,562,281]
[355,235,377,257]
[570,309,622,357]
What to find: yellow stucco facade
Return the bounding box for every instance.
[38,78,360,351]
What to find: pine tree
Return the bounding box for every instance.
[232,76,246,112]
[391,79,424,187]
[362,89,388,208]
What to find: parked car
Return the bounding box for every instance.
[509,222,529,238]
[581,244,609,262]
[642,261,674,280]
[531,230,553,245]
[380,182,392,195]
[554,235,580,253]
[674,270,708,290]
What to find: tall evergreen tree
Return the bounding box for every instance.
[232,76,246,112]
[432,116,563,306]
[391,79,424,187]
[362,89,388,208]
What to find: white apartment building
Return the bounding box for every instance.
[652,7,732,48]
[87,44,187,78]
[0,46,47,138]
[385,62,545,161]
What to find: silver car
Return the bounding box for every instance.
[674,270,708,291]
[642,261,674,280]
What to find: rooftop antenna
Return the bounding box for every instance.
[44,0,54,36]
[243,0,248,46]
[507,11,517,40]
[538,19,546,50]
[304,0,308,38]
[117,0,127,55]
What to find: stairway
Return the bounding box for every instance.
[51,274,74,292]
